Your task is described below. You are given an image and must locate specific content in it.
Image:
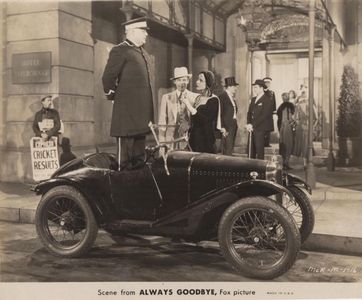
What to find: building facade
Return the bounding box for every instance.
[0,0,360,182]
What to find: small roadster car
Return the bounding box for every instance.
[33,125,314,280]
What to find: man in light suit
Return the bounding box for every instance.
[246,79,273,160]
[218,76,239,155]
[158,67,198,149]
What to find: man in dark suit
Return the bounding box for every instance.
[263,77,276,147]
[218,76,239,155]
[102,17,154,169]
[246,79,273,159]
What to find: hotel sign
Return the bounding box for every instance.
[12,52,51,84]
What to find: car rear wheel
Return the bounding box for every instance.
[218,197,300,280]
[35,185,98,257]
[282,186,315,244]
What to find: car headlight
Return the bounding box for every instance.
[249,171,258,180]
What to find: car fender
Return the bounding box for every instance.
[285,173,312,194]
[154,180,293,237]
[33,177,111,223]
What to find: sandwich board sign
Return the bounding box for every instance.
[30,137,59,181]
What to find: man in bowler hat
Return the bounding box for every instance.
[218,76,239,155]
[102,17,154,169]
[246,79,273,159]
[263,77,276,147]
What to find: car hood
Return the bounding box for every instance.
[167,151,273,178]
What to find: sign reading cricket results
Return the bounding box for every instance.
[30,137,59,181]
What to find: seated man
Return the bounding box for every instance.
[32,95,61,141]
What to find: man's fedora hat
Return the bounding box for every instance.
[170,67,192,80]
[252,79,267,88]
[263,77,272,82]
[224,76,239,87]
[122,17,149,31]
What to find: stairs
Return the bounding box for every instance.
[233,142,329,166]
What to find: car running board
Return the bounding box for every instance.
[107,219,153,230]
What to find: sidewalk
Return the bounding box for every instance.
[1,164,362,256]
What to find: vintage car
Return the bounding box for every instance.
[33,125,314,280]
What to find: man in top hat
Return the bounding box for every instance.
[102,17,154,169]
[218,76,239,155]
[246,79,274,160]
[263,76,276,147]
[32,95,61,141]
[158,67,198,149]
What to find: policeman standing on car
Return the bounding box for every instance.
[102,17,154,169]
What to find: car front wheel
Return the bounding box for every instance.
[35,185,98,257]
[284,186,315,244]
[218,196,300,280]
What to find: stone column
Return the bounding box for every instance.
[326,25,336,171]
[306,0,316,188]
[321,25,330,149]
[185,33,194,90]
[3,2,94,182]
[0,3,6,162]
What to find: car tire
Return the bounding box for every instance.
[287,186,315,244]
[218,196,300,280]
[35,185,98,258]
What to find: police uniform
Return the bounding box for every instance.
[102,18,154,165]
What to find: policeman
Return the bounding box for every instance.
[102,17,154,169]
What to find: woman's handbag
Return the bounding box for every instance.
[290,120,297,132]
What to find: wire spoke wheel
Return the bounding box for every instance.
[281,187,315,243]
[231,209,287,269]
[44,197,87,248]
[219,197,300,280]
[35,186,98,257]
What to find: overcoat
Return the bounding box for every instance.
[102,41,154,137]
[247,93,273,132]
[218,90,238,132]
[32,108,61,138]
[265,89,276,131]
[218,90,238,154]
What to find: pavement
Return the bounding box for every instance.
[1,154,362,257]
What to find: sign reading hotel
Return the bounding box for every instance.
[12,52,51,84]
[30,137,59,181]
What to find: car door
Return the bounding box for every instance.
[109,165,162,221]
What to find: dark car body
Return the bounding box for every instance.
[33,146,314,279]
[34,150,297,237]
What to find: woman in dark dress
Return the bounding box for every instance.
[182,71,221,153]
[276,92,295,169]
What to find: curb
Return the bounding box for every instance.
[303,233,362,256]
[312,188,362,201]
[1,206,362,257]
[0,207,36,224]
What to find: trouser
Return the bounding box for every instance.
[264,131,272,146]
[249,130,265,160]
[222,122,237,155]
[116,135,146,167]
